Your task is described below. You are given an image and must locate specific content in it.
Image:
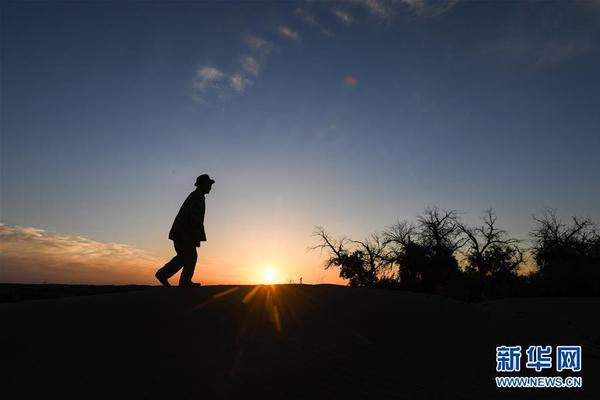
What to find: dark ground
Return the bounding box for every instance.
[0,283,149,303]
[1,284,598,399]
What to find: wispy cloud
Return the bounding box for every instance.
[399,0,424,11]
[402,0,458,17]
[0,224,159,284]
[242,34,273,56]
[363,0,397,21]
[192,34,274,103]
[191,0,460,103]
[332,8,353,25]
[354,0,458,20]
[294,7,331,35]
[240,54,261,76]
[277,25,301,41]
[197,65,225,82]
[192,66,227,102]
[229,73,251,93]
[192,65,236,103]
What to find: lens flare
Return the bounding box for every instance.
[261,266,278,284]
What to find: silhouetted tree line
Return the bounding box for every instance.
[313,208,600,300]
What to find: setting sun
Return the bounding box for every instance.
[260,266,279,284]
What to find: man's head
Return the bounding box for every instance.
[195,174,215,194]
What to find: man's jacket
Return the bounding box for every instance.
[168,189,206,247]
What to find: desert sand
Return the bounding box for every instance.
[1,284,598,399]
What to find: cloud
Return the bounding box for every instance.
[332,8,353,25]
[189,1,459,104]
[400,0,424,10]
[364,0,397,20]
[190,0,459,104]
[0,224,160,285]
[277,25,301,41]
[229,73,251,92]
[242,34,273,56]
[192,65,230,102]
[197,65,225,82]
[192,66,227,101]
[192,34,274,103]
[294,7,331,35]
[240,54,261,76]
[353,0,458,20]
[192,64,250,102]
[402,0,458,17]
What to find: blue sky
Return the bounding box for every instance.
[1,0,599,284]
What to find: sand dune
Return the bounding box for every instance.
[1,284,598,399]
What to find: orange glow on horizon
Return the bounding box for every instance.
[260,265,279,284]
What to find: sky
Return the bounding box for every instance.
[1,0,599,285]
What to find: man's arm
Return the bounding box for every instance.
[188,194,206,242]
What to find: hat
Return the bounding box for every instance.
[195,174,215,186]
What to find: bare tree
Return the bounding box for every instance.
[311,226,349,267]
[312,207,600,297]
[380,209,465,289]
[417,207,467,253]
[350,233,395,283]
[460,209,524,276]
[531,209,598,275]
[531,209,595,251]
[311,227,392,287]
[384,220,416,247]
[383,220,417,285]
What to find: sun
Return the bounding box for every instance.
[260,266,279,284]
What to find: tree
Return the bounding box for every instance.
[460,209,524,277]
[530,209,600,294]
[415,207,465,289]
[417,207,466,254]
[383,208,465,290]
[312,227,391,287]
[384,220,419,287]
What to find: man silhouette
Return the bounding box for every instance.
[155,174,215,288]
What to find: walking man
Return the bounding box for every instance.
[155,174,215,287]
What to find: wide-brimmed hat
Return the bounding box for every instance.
[195,174,215,186]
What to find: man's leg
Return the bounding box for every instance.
[178,241,198,287]
[155,241,185,285]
